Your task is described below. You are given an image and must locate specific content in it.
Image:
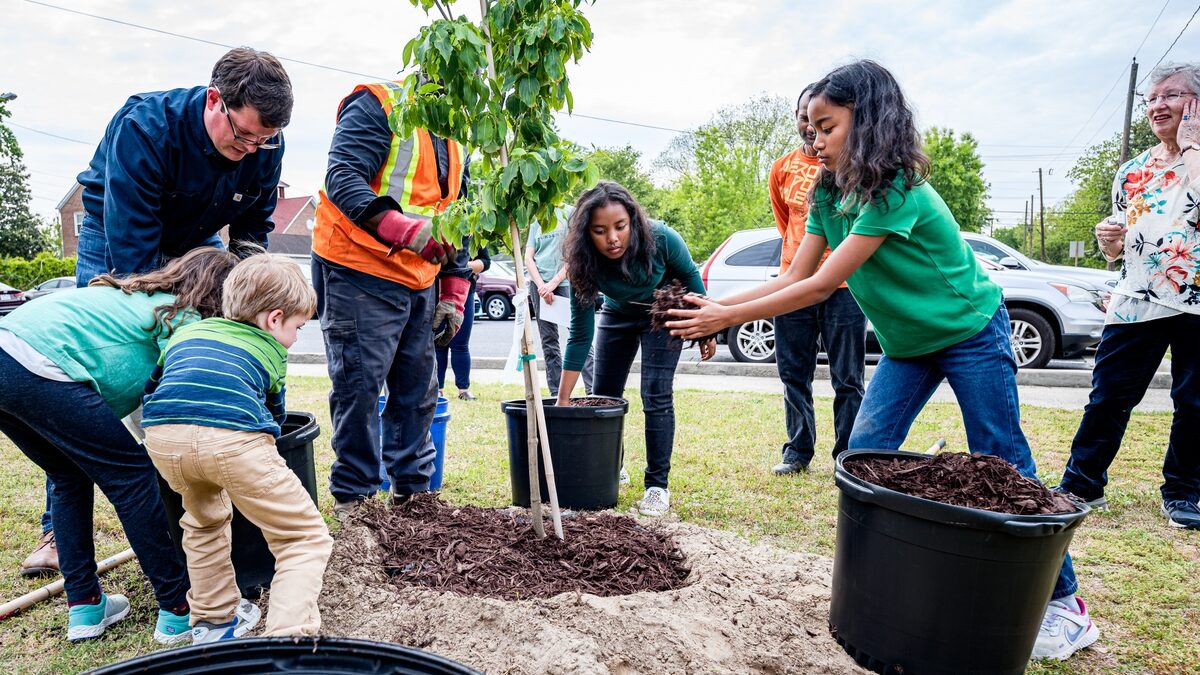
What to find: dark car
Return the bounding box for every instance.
[476,261,516,320]
[0,281,28,316]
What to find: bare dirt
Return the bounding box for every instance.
[320,508,868,675]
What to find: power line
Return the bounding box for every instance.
[7,122,92,145]
[1137,2,1200,87]
[1134,0,1173,59]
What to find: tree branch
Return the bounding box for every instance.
[434,0,453,20]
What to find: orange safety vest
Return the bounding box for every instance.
[312,81,466,289]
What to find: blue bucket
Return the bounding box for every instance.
[378,395,451,492]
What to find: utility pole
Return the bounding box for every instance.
[1120,58,1139,165]
[1027,195,1035,255]
[1037,169,1046,261]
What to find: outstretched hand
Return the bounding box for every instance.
[665,294,732,341]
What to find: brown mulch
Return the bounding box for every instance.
[568,396,623,407]
[648,279,718,346]
[844,452,1078,515]
[352,494,691,601]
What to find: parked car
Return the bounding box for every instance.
[476,261,516,320]
[961,232,1118,291]
[701,228,1108,368]
[25,276,76,300]
[0,281,28,316]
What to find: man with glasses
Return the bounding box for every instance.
[17,47,292,582]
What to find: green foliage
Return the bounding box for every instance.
[398,0,597,251]
[0,252,75,289]
[923,127,990,232]
[0,105,52,259]
[567,144,665,217]
[655,94,795,260]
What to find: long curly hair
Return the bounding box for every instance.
[562,181,656,305]
[89,246,241,336]
[808,60,930,213]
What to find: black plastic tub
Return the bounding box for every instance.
[157,412,321,597]
[829,449,1089,675]
[88,636,480,674]
[502,397,627,511]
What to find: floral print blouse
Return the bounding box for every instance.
[1108,148,1200,324]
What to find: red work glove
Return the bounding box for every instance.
[376,210,454,265]
[432,275,471,348]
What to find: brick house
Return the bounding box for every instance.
[55,181,316,258]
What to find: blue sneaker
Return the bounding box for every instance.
[154,609,192,645]
[67,593,130,642]
[191,599,261,644]
[1162,500,1200,530]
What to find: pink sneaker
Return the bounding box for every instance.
[1032,597,1099,660]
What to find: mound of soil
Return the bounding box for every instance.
[844,452,1077,515]
[353,495,688,600]
[568,397,624,407]
[322,507,868,674]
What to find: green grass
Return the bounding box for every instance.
[1,377,1196,673]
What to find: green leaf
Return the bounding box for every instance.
[519,158,538,186]
[517,76,539,107]
[550,15,566,41]
[563,157,588,172]
[501,162,519,192]
[402,38,416,68]
[418,82,442,95]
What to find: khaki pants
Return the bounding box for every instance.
[145,424,333,636]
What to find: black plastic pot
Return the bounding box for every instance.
[502,397,627,510]
[157,412,321,597]
[88,636,480,674]
[829,449,1089,675]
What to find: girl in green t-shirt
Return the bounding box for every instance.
[668,59,1096,662]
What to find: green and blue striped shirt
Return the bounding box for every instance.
[142,318,288,437]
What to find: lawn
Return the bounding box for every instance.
[0,376,1195,674]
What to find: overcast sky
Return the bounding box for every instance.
[3,0,1198,232]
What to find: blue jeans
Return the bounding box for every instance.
[0,351,189,607]
[591,309,681,490]
[436,289,476,391]
[1061,313,1200,505]
[775,287,866,465]
[75,218,223,285]
[848,306,1077,600]
[315,259,439,501]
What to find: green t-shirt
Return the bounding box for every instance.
[527,218,567,285]
[805,179,1001,358]
[563,222,705,371]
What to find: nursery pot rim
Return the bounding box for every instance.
[500,396,629,418]
[835,449,1089,537]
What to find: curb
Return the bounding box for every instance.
[288,353,1172,390]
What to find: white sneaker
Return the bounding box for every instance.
[637,487,670,517]
[1032,597,1099,660]
[191,598,261,644]
[619,466,630,486]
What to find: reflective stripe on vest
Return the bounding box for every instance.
[312,81,466,289]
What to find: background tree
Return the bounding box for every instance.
[568,144,664,216]
[923,127,990,232]
[0,103,51,259]
[655,94,795,259]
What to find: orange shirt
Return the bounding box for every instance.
[768,147,843,287]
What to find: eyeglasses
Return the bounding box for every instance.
[1142,91,1197,107]
[215,90,281,150]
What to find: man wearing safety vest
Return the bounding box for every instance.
[312,81,472,516]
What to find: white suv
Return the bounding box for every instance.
[701,228,1109,368]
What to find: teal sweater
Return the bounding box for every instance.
[142,318,288,437]
[0,287,187,417]
[564,222,705,371]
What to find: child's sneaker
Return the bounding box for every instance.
[637,487,670,517]
[67,593,130,642]
[1032,596,1099,660]
[153,609,192,645]
[190,599,261,644]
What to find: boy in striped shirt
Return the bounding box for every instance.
[143,255,332,642]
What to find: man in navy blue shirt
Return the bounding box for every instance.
[74,47,293,283]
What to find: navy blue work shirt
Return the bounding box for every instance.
[77,86,283,275]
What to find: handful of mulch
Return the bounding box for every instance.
[354,494,691,600]
[648,279,719,348]
[844,452,1078,515]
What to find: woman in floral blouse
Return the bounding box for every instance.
[1057,62,1200,530]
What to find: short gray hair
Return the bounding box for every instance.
[1148,62,1200,96]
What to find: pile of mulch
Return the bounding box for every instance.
[844,452,1078,515]
[648,279,718,346]
[567,396,623,407]
[352,494,690,600]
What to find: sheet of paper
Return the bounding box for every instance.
[536,293,571,327]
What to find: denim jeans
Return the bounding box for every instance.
[0,350,189,608]
[436,288,476,391]
[531,287,593,396]
[315,259,439,501]
[1060,313,1200,505]
[775,287,866,465]
[848,306,1077,600]
[591,309,681,490]
[76,218,224,285]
